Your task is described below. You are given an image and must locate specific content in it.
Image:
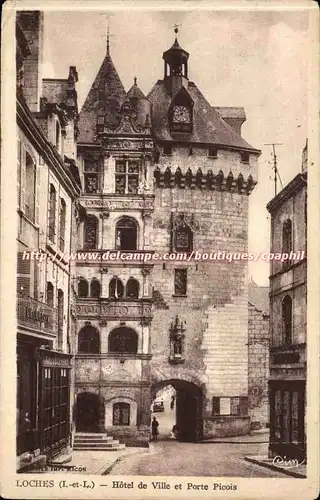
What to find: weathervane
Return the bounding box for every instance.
[173,23,182,35]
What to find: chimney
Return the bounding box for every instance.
[16,11,44,112]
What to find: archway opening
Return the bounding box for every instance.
[151,379,203,443]
[75,392,103,432]
[108,327,138,354]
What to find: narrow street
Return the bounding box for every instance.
[109,403,288,478]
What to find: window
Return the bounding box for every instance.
[48,184,56,242]
[59,199,66,252]
[84,215,98,250]
[115,217,137,250]
[174,269,187,296]
[78,278,89,298]
[90,279,101,298]
[113,402,130,426]
[163,145,172,156]
[282,295,293,344]
[84,158,99,194]
[188,146,193,156]
[126,278,139,299]
[282,219,292,269]
[208,148,218,159]
[25,153,36,222]
[109,277,124,299]
[78,325,100,354]
[211,397,248,416]
[57,290,64,350]
[115,160,139,194]
[46,282,54,308]
[240,152,249,164]
[174,225,193,252]
[108,327,138,354]
[17,251,31,296]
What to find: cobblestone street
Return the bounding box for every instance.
[109,437,289,478]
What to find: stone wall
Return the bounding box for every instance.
[248,304,269,428]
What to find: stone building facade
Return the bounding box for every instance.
[16,11,81,470]
[74,33,262,446]
[248,281,270,429]
[267,142,307,461]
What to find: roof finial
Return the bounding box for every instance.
[107,23,110,55]
[134,76,137,85]
[173,23,181,38]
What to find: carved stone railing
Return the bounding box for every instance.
[75,298,153,321]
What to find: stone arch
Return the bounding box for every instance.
[108,326,138,354]
[104,396,138,428]
[125,277,140,299]
[109,276,124,298]
[90,278,101,298]
[151,375,204,442]
[78,324,100,354]
[115,216,138,251]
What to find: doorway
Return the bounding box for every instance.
[75,392,102,432]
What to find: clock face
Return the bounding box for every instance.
[173,105,191,123]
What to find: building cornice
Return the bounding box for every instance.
[267,172,307,213]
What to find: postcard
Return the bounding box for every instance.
[1,0,319,498]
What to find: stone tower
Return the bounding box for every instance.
[75,32,260,446]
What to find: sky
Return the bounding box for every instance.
[42,8,309,285]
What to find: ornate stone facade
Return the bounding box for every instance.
[74,35,261,446]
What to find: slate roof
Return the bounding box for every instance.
[126,80,146,101]
[248,279,269,314]
[78,52,126,143]
[147,80,259,151]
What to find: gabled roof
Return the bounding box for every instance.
[78,52,126,143]
[147,80,259,152]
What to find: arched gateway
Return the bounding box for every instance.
[151,379,203,442]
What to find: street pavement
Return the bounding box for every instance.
[109,404,288,478]
[109,438,289,477]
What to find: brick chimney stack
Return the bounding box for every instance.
[16,11,44,112]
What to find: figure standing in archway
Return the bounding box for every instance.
[151,416,159,441]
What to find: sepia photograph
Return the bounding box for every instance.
[1,1,319,499]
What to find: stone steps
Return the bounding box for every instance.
[74,433,126,451]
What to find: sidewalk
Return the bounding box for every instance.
[48,447,148,475]
[244,455,306,478]
[203,428,270,444]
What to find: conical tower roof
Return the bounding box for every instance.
[78,50,126,143]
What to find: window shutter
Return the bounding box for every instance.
[17,251,31,295]
[35,165,40,224]
[212,397,220,416]
[239,397,248,416]
[20,148,26,213]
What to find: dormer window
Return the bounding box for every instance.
[169,87,193,133]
